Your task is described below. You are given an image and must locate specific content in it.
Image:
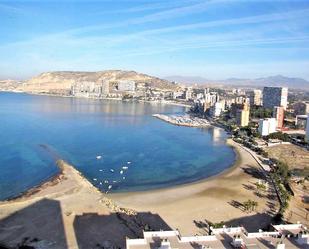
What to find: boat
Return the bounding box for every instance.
[96,156,102,160]
[99,182,102,185]
[122,176,126,180]
[127,161,131,164]
[110,169,114,173]
[104,180,109,183]
[93,178,97,181]
[112,180,117,183]
[120,170,124,174]
[108,185,112,189]
[122,166,128,170]
[99,169,103,172]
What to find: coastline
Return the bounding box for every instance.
[1,138,238,203]
[1,90,192,108]
[110,138,239,196]
[4,160,64,202]
[110,138,279,233]
[0,92,279,245]
[0,140,279,248]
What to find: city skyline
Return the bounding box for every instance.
[1,0,309,80]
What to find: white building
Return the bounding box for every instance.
[118,80,136,92]
[126,223,308,249]
[205,92,218,106]
[196,93,204,99]
[210,102,223,117]
[258,118,277,136]
[250,89,262,106]
[185,87,193,100]
[306,114,309,142]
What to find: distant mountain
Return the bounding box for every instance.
[165,75,309,90]
[19,70,178,93]
[165,75,210,85]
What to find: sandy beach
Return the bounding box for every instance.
[0,140,279,248]
[111,139,279,234]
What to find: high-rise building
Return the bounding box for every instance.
[273,106,284,129]
[258,118,277,136]
[204,88,210,96]
[102,81,110,95]
[263,87,288,110]
[205,93,217,106]
[185,87,193,100]
[306,114,309,142]
[236,104,250,127]
[210,102,223,117]
[258,119,269,136]
[249,89,262,106]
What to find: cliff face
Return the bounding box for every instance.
[20,70,177,93]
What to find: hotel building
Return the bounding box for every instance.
[249,89,262,106]
[263,87,288,110]
[258,118,277,136]
[236,103,250,127]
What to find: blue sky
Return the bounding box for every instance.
[1,0,309,80]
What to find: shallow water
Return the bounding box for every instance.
[0,92,236,200]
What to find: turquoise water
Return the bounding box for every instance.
[0,92,236,200]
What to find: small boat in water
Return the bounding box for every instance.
[110,169,114,173]
[122,166,128,170]
[104,180,109,184]
[120,170,124,174]
[108,185,112,189]
[122,176,126,180]
[112,180,117,183]
[96,156,102,160]
[127,161,131,164]
[93,178,97,181]
[99,169,103,172]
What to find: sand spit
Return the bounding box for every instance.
[0,161,152,249]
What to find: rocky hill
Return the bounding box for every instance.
[20,70,178,93]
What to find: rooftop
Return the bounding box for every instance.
[126,223,309,249]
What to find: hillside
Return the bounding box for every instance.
[20,70,177,93]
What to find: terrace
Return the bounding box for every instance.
[126,223,309,249]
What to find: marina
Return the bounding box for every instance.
[153,114,210,127]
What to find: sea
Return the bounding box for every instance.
[0,92,236,200]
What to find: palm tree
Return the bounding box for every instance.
[243,199,258,213]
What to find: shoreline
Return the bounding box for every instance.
[1,90,192,108]
[1,138,238,203]
[0,139,242,207]
[109,138,239,195]
[0,141,279,247]
[111,138,240,195]
[110,138,279,233]
[3,160,64,202]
